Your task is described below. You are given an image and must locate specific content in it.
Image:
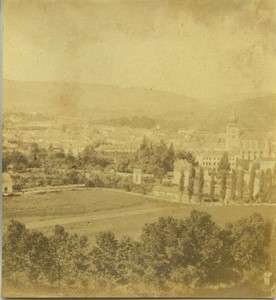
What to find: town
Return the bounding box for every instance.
[3,108,276,205]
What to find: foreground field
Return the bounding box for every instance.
[3,188,275,241]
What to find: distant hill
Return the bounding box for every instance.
[3,79,276,131]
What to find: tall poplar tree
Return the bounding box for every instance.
[237,168,244,204]
[218,152,230,173]
[210,170,215,205]
[248,166,256,205]
[179,171,185,203]
[198,168,204,205]
[230,169,237,202]
[259,170,265,203]
[188,167,195,203]
[220,170,227,205]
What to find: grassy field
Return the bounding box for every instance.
[3,188,275,242]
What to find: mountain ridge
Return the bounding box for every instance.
[3,79,276,131]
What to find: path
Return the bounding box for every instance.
[24,206,171,229]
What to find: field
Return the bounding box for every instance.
[3,188,275,242]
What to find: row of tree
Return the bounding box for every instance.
[3,211,271,295]
[179,165,275,204]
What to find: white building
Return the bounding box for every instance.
[197,150,239,171]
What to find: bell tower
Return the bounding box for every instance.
[226,108,240,150]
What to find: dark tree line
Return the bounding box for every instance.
[4,139,196,185]
[104,115,156,129]
[3,211,271,295]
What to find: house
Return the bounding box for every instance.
[2,172,13,195]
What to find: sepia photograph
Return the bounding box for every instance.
[2,0,276,297]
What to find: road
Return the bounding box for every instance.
[24,206,171,229]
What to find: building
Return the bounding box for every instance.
[2,172,13,195]
[197,150,239,171]
[225,108,272,161]
[240,132,271,160]
[226,109,240,150]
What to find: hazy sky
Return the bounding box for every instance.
[3,0,276,98]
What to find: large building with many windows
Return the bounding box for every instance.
[197,150,239,171]
[225,109,272,161]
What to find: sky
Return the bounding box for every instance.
[3,0,276,99]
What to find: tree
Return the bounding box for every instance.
[180,210,224,286]
[3,220,29,282]
[198,168,204,205]
[230,169,237,202]
[179,171,184,202]
[164,143,175,172]
[237,168,244,204]
[48,225,71,285]
[90,231,119,288]
[225,213,271,275]
[220,170,227,205]
[115,237,143,285]
[265,169,273,202]
[2,151,28,172]
[210,170,215,205]
[176,150,196,165]
[248,166,256,204]
[141,216,182,285]
[65,150,76,166]
[258,170,265,203]
[218,152,230,173]
[24,230,53,283]
[158,142,174,174]
[188,167,195,203]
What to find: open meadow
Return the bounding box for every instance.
[3,188,275,242]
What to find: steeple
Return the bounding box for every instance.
[229,107,238,124]
[226,107,240,150]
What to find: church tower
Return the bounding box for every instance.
[226,108,240,150]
